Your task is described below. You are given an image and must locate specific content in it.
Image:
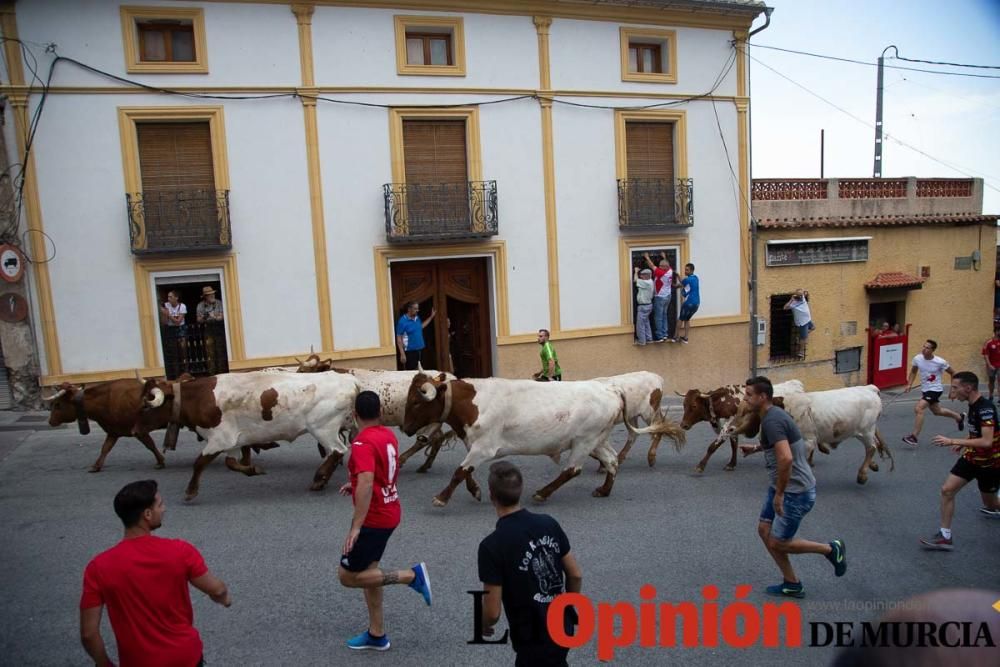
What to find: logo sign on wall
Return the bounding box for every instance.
[878,342,904,372]
[0,292,28,323]
[0,245,25,283]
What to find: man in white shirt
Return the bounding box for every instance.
[902,339,964,447]
[783,289,815,359]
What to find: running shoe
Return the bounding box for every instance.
[680,337,689,344]
[901,434,918,447]
[825,539,847,577]
[919,531,953,551]
[409,562,433,606]
[978,506,1000,519]
[347,630,390,651]
[765,581,805,598]
[957,413,966,432]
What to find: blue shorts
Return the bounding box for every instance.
[798,321,815,340]
[679,303,699,321]
[759,486,816,541]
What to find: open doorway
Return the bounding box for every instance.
[629,247,679,340]
[868,300,905,333]
[154,275,229,379]
[389,257,493,377]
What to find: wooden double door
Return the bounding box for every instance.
[390,258,493,378]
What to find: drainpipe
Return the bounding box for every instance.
[747,6,773,379]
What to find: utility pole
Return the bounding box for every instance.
[820,129,824,179]
[873,45,898,178]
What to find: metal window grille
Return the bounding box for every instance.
[835,347,862,374]
[160,321,229,380]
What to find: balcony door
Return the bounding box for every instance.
[390,257,492,378]
[402,119,469,235]
[623,121,675,226]
[136,122,218,251]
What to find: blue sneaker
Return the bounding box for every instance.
[346,630,390,651]
[409,562,432,606]
[765,581,805,598]
[825,539,847,577]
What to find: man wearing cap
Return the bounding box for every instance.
[196,286,224,374]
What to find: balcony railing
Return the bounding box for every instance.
[127,189,232,255]
[618,177,694,230]
[383,180,498,244]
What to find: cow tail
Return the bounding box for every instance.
[874,428,895,472]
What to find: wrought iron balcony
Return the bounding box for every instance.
[383,180,498,244]
[618,177,694,230]
[126,189,232,254]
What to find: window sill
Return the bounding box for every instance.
[621,72,677,84]
[127,62,209,74]
[397,64,466,77]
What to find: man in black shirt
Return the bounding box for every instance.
[477,461,583,666]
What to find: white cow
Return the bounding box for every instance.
[400,373,685,506]
[716,384,894,485]
[592,371,676,465]
[136,371,360,501]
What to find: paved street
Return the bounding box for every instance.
[1,393,997,666]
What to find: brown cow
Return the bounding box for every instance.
[45,379,168,472]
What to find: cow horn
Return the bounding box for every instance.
[417,361,424,372]
[674,391,685,397]
[134,368,143,382]
[147,387,165,408]
[41,388,67,402]
[698,392,711,399]
[303,356,317,367]
[418,382,437,402]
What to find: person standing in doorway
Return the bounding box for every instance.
[534,329,561,381]
[920,371,1000,551]
[395,301,436,371]
[633,266,654,346]
[161,290,189,377]
[477,461,583,666]
[981,329,1000,402]
[338,391,432,651]
[642,252,673,342]
[80,480,231,667]
[675,263,700,344]
[902,339,964,447]
[783,289,814,358]
[196,286,224,375]
[739,376,846,598]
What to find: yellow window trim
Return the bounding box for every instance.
[117,105,230,250]
[620,27,677,84]
[120,5,209,74]
[372,241,511,349]
[388,106,482,184]
[613,108,687,180]
[394,15,466,77]
[132,254,246,370]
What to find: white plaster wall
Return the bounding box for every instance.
[549,19,738,96]
[224,100,320,358]
[14,0,300,88]
[313,7,538,89]
[553,97,744,329]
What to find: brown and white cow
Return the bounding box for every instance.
[401,373,684,506]
[45,378,170,472]
[712,384,894,485]
[676,380,804,472]
[134,370,359,501]
[592,371,676,466]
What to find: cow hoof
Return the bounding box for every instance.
[869,462,879,472]
[183,491,198,502]
[724,464,736,472]
[154,461,166,470]
[88,465,102,473]
[432,496,447,507]
[647,456,657,468]
[694,466,705,474]
[592,488,610,498]
[309,481,327,491]
[856,475,868,485]
[532,493,547,503]
[250,466,266,476]
[416,465,431,474]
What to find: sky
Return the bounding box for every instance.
[747,0,1000,214]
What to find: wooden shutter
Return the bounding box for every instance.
[625,122,674,180]
[137,122,215,192]
[403,120,468,184]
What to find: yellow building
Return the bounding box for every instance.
[752,177,998,391]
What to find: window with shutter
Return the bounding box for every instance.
[623,122,676,226]
[136,122,218,250]
[401,120,469,233]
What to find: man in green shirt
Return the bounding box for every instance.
[534,329,562,381]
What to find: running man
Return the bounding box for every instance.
[534,329,561,381]
[902,339,964,447]
[739,376,846,598]
[338,391,432,651]
[920,371,1000,550]
[80,480,231,667]
[981,329,1000,402]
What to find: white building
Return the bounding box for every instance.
[0,0,765,390]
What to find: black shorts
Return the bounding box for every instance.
[950,457,1000,494]
[921,390,943,404]
[404,350,423,370]
[340,526,394,572]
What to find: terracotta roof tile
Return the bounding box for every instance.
[757,213,999,229]
[865,272,925,290]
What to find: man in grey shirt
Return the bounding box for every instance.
[740,376,846,598]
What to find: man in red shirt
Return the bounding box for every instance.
[982,329,1000,402]
[338,390,432,651]
[79,480,231,667]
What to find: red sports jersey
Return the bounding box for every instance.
[80,535,207,667]
[349,425,402,529]
[983,338,1000,368]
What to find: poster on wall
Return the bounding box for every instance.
[878,343,904,371]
